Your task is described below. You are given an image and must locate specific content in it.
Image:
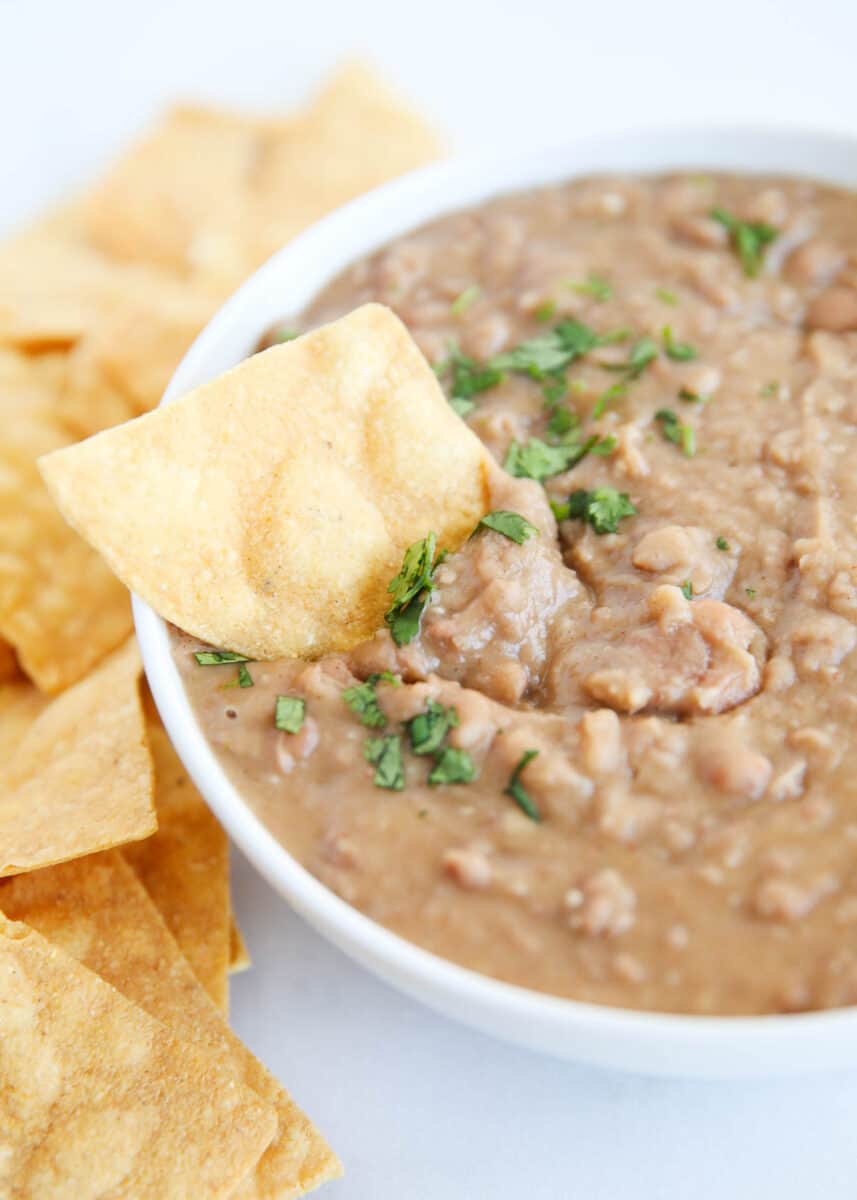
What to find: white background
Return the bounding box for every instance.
[3,1,857,1195]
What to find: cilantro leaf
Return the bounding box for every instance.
[491,318,601,378]
[385,534,446,646]
[364,734,405,790]
[194,650,251,666]
[661,325,698,361]
[710,207,779,277]
[407,699,459,756]
[475,510,539,544]
[504,434,608,481]
[546,404,576,437]
[342,672,398,728]
[604,336,659,381]
[435,344,504,405]
[237,663,254,688]
[429,746,477,786]
[274,695,305,734]
[716,536,730,551]
[569,274,612,302]
[504,749,542,822]
[449,395,475,418]
[655,409,696,457]
[656,287,678,306]
[450,284,481,315]
[566,488,637,535]
[680,580,693,600]
[591,381,627,420]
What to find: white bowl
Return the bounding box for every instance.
[135,125,857,1078]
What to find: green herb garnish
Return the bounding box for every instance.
[678,387,709,404]
[272,326,299,343]
[194,650,251,666]
[569,274,612,302]
[274,695,305,734]
[716,536,730,551]
[680,580,693,600]
[449,395,475,418]
[661,325,698,361]
[535,301,556,323]
[542,375,568,407]
[656,287,678,306]
[604,335,659,381]
[710,207,779,277]
[591,381,627,420]
[504,434,610,482]
[559,488,637,534]
[491,318,601,378]
[760,380,779,398]
[475,510,539,544]
[364,734,405,791]
[407,699,460,757]
[237,663,253,688]
[429,746,476,786]
[342,672,398,728]
[450,284,481,315]
[546,404,576,436]
[655,409,696,457]
[504,749,542,822]
[435,344,504,408]
[385,534,446,646]
[745,587,757,599]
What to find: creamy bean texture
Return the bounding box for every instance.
[175,173,857,1015]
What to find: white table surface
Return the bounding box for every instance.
[3,1,857,1194]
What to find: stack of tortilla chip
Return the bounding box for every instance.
[0,61,443,1196]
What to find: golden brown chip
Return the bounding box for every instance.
[0,638,155,876]
[60,285,211,438]
[124,715,231,1013]
[80,103,264,279]
[40,304,490,660]
[244,61,444,271]
[0,853,341,1197]
[0,676,48,760]
[0,911,276,1199]
[0,359,132,691]
[230,913,252,974]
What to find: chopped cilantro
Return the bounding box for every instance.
[429,746,476,786]
[661,325,698,361]
[491,318,601,378]
[450,284,481,315]
[563,488,637,535]
[436,344,504,406]
[546,404,576,437]
[542,375,568,406]
[716,536,730,551]
[504,434,610,482]
[342,672,398,728]
[680,580,693,600]
[710,207,779,277]
[237,663,253,688]
[406,699,459,757]
[760,380,779,398]
[274,695,305,734]
[194,650,251,666]
[655,409,696,457]
[535,301,556,322]
[475,510,539,544]
[591,434,617,456]
[569,274,612,302]
[745,587,757,599]
[591,381,627,420]
[504,749,542,822]
[364,734,405,791]
[604,336,659,381]
[656,287,678,306]
[272,326,299,343]
[678,386,709,404]
[385,534,446,646]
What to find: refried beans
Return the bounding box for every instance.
[174,172,857,1015]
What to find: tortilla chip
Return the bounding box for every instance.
[124,715,231,1013]
[248,62,443,268]
[230,913,252,974]
[0,911,275,1199]
[0,853,341,1197]
[0,677,48,760]
[0,637,19,682]
[40,304,490,660]
[60,286,211,439]
[0,361,132,691]
[0,638,155,876]
[80,104,264,279]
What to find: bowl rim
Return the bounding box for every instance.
[135,122,857,1076]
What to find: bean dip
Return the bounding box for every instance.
[175,172,857,1015]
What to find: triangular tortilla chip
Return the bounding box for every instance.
[0,911,275,1199]
[0,853,341,1198]
[124,713,231,1013]
[40,304,490,661]
[0,638,155,875]
[0,354,132,691]
[230,913,252,974]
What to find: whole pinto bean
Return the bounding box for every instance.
[805,286,857,333]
